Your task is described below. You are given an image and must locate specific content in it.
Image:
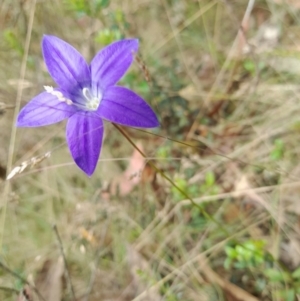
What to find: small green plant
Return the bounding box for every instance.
[199,171,219,195]
[3,29,24,56]
[64,0,110,16]
[171,177,188,201]
[121,71,150,95]
[94,29,122,46]
[156,144,172,160]
[270,139,285,160]
[224,239,266,270]
[243,58,265,76]
[263,267,300,301]
[171,171,219,202]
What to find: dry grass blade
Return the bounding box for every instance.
[198,254,260,301]
[6,152,51,180]
[16,286,32,301]
[153,0,217,53]
[0,261,46,301]
[53,225,76,301]
[0,102,15,115]
[110,142,145,196]
[2,1,300,300]
[126,245,162,301]
[33,258,64,301]
[0,0,37,252]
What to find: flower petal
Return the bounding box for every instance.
[66,112,104,176]
[17,91,76,127]
[97,86,159,128]
[42,35,90,90]
[91,39,138,90]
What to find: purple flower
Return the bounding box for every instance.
[17,35,159,176]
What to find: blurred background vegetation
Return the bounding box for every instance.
[1,0,300,300]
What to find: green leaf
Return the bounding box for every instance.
[114,8,125,23]
[3,29,24,56]
[292,267,300,279]
[270,139,284,161]
[279,289,295,301]
[95,0,110,9]
[224,257,232,270]
[205,171,215,187]
[64,0,89,14]
[243,59,255,73]
[94,29,122,46]
[264,268,290,283]
[225,246,237,258]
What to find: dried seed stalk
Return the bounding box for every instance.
[6,152,51,180]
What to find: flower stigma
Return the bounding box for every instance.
[82,87,101,111]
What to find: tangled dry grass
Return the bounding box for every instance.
[1,0,300,300]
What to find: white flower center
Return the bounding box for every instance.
[44,86,102,111]
[82,87,101,111]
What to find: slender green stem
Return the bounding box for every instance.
[136,128,266,172]
[113,123,228,235]
[113,123,290,273]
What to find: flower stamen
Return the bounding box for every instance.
[44,86,73,105]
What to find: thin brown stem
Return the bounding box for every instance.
[53,224,76,301]
[0,261,46,301]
